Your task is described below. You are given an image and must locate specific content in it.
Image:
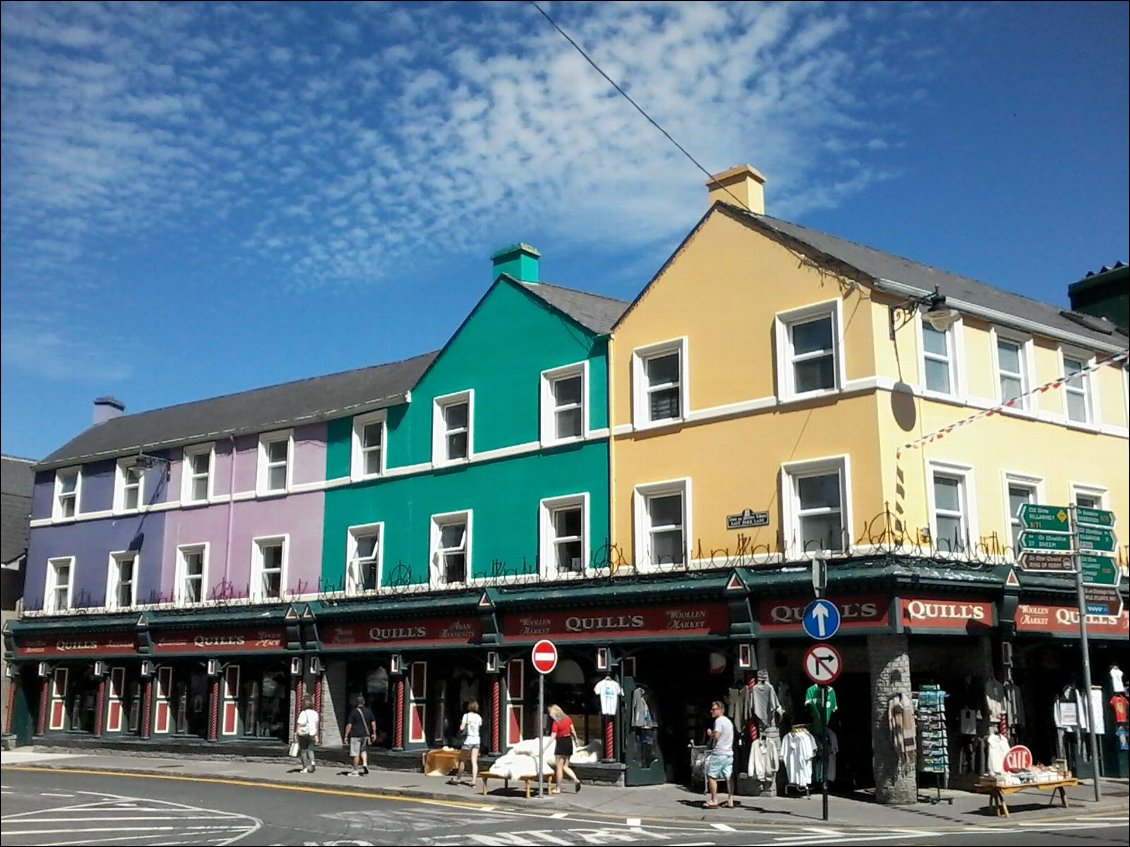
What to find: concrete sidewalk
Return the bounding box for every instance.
[3,747,1127,830]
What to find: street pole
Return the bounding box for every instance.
[1070,505,1102,802]
[537,674,545,798]
[821,684,829,821]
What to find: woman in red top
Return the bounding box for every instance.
[548,704,582,793]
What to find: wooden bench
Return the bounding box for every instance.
[974,777,1077,817]
[479,771,555,798]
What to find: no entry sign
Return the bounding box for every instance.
[531,639,558,675]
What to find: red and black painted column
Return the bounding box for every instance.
[92,676,106,737]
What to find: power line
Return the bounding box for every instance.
[527,1,755,214]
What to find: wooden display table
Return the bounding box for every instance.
[421,748,470,777]
[974,777,1077,817]
[479,771,556,798]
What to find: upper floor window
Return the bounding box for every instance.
[775,302,842,401]
[46,556,74,613]
[346,524,382,594]
[1073,486,1106,511]
[631,339,687,428]
[995,335,1030,409]
[258,431,292,494]
[252,536,287,601]
[540,494,589,578]
[182,444,213,503]
[1062,354,1093,424]
[430,511,471,586]
[541,363,587,444]
[929,463,976,554]
[54,468,80,519]
[433,392,472,464]
[107,551,137,611]
[115,460,144,512]
[782,458,848,556]
[1005,476,1040,551]
[922,321,957,395]
[176,544,207,605]
[633,480,689,569]
[352,412,386,479]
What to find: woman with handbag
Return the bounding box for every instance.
[548,704,582,793]
[455,700,482,786]
[294,695,320,773]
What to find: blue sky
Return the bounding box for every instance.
[2,1,1127,462]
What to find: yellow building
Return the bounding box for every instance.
[608,165,1128,800]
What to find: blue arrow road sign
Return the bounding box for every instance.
[802,599,841,640]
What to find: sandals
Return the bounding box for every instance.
[703,801,720,809]
[575,781,582,793]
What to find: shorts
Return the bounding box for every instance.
[349,737,368,758]
[704,753,733,780]
[554,737,574,758]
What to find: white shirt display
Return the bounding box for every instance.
[593,677,623,716]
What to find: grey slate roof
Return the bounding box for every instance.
[37,352,438,472]
[520,281,628,334]
[1,456,35,565]
[727,206,1127,349]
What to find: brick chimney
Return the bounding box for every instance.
[706,164,765,214]
[93,396,125,425]
[491,243,540,284]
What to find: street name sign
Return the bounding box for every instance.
[1082,585,1124,617]
[802,599,841,640]
[1077,526,1117,553]
[1076,507,1115,529]
[1018,530,1072,553]
[803,643,842,685]
[1080,554,1122,587]
[1017,551,1074,573]
[1018,504,1070,532]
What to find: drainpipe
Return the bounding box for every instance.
[224,435,236,587]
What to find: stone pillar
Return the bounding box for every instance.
[321,659,346,748]
[869,633,916,804]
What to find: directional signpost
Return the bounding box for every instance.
[801,599,840,821]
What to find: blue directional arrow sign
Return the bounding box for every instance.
[802,599,841,640]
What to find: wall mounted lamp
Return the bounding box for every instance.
[888,286,960,338]
[127,451,170,480]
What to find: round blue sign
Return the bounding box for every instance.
[802,599,841,640]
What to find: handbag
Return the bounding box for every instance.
[454,728,468,748]
[288,739,300,757]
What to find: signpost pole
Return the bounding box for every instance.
[821,684,829,822]
[1070,505,1102,802]
[537,673,545,798]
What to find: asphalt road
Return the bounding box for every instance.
[2,767,1127,847]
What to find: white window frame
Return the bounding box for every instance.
[632,479,691,571]
[780,456,851,558]
[176,543,209,606]
[257,430,293,495]
[45,556,74,613]
[631,338,689,429]
[106,550,138,611]
[351,411,387,480]
[432,391,474,466]
[429,510,472,588]
[346,522,384,595]
[918,316,964,397]
[539,493,590,579]
[1071,484,1108,510]
[1002,473,1043,554]
[992,329,1034,412]
[181,443,214,504]
[774,300,844,401]
[251,535,288,601]
[540,362,589,446]
[1060,349,1095,426]
[114,459,144,513]
[54,467,81,520]
[927,461,978,555]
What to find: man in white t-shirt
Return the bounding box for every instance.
[704,701,735,808]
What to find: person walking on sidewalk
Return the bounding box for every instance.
[294,696,320,773]
[548,704,582,793]
[454,700,483,786]
[704,700,735,808]
[344,694,377,776]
